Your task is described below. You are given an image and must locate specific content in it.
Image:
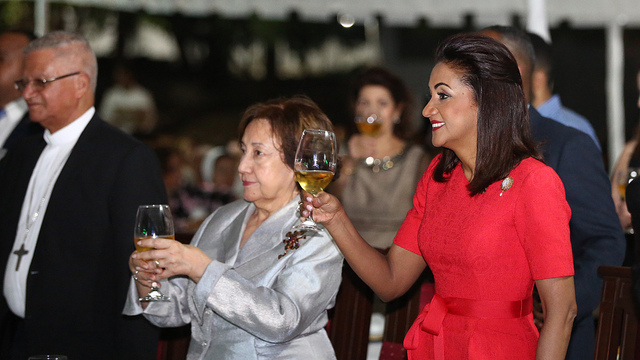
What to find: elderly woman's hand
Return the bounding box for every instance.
[129,250,160,289]
[131,238,212,283]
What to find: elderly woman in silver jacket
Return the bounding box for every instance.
[124,96,344,359]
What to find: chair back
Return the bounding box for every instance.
[594,266,638,360]
[326,263,374,360]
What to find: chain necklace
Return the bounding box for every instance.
[13,151,70,271]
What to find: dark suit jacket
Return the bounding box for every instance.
[0,115,167,360]
[2,112,43,151]
[529,107,625,359]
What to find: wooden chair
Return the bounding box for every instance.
[326,263,374,360]
[327,262,431,360]
[157,326,190,360]
[594,265,638,360]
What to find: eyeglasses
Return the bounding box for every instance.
[14,72,81,92]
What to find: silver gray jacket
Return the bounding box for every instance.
[123,199,343,359]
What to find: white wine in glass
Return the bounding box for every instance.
[293,129,337,232]
[134,204,173,301]
[355,112,382,137]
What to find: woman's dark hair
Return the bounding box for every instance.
[351,66,413,139]
[432,33,541,195]
[238,95,336,171]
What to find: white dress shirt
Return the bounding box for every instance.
[3,107,95,318]
[0,98,28,148]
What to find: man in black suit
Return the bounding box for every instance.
[0,31,166,359]
[0,30,42,159]
[481,26,625,360]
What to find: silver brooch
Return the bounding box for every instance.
[500,176,513,196]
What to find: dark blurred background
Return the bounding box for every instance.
[4,1,640,167]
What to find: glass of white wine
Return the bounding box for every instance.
[293,129,337,232]
[354,112,382,137]
[134,204,174,301]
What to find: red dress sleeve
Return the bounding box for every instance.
[515,165,574,280]
[393,155,439,255]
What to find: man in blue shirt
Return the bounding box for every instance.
[528,32,602,151]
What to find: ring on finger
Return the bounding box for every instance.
[133,270,139,281]
[155,260,161,267]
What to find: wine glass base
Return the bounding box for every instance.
[139,288,171,302]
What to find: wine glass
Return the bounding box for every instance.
[134,204,174,301]
[617,167,640,200]
[354,112,382,137]
[293,129,337,232]
[618,168,640,234]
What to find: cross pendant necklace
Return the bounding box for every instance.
[13,244,29,271]
[14,185,45,272]
[13,150,70,271]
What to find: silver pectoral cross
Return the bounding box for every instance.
[13,243,29,271]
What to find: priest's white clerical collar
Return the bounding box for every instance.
[43,107,95,147]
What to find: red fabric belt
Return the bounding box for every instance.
[404,294,533,360]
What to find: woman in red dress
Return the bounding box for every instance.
[303,33,577,359]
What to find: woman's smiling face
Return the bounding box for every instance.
[423,62,479,154]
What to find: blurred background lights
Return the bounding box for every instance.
[338,13,355,28]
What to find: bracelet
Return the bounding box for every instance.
[133,270,139,282]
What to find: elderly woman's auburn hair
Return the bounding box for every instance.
[238,95,335,170]
[433,33,540,195]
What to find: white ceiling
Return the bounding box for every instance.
[64,0,640,27]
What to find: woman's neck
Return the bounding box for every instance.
[252,190,300,222]
[373,135,405,158]
[456,149,476,182]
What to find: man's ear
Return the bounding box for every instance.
[75,72,90,98]
[531,69,547,92]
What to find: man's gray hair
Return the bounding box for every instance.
[25,31,98,92]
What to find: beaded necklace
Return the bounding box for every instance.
[361,145,407,173]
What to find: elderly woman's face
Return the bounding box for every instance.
[423,62,478,153]
[238,119,297,209]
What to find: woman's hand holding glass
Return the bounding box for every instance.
[300,190,345,228]
[131,238,211,285]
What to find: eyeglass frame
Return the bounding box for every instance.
[14,72,81,92]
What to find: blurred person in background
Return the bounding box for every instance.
[624,176,640,314]
[99,61,158,136]
[0,31,165,360]
[125,95,343,359]
[528,32,601,150]
[206,153,239,208]
[611,69,640,265]
[333,66,434,250]
[482,25,624,360]
[328,66,435,350]
[155,145,219,234]
[0,29,42,160]
[200,142,242,198]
